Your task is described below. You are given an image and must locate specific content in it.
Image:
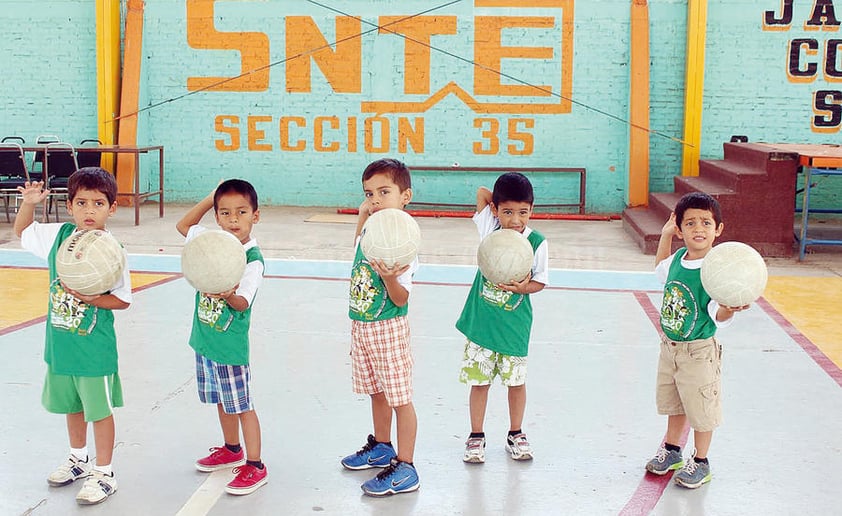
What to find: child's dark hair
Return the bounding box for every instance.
[361,158,411,191]
[492,172,534,206]
[674,192,722,226]
[68,167,118,205]
[214,179,258,211]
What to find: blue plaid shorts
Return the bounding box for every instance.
[195,353,253,414]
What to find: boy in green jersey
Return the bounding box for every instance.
[176,179,267,496]
[456,172,548,464]
[15,168,131,505]
[645,192,749,489]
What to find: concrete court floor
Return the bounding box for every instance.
[0,202,841,516]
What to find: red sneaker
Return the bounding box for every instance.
[225,464,268,495]
[195,446,245,472]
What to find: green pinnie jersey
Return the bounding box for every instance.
[46,223,120,376]
[660,248,717,341]
[455,229,546,357]
[189,246,264,365]
[348,243,409,321]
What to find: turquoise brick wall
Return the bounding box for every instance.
[1,1,840,212]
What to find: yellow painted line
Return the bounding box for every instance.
[0,268,176,332]
[763,276,842,369]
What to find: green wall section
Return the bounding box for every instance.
[1,0,840,212]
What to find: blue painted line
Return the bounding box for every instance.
[0,250,660,291]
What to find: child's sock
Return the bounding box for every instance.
[469,432,485,439]
[225,443,242,454]
[508,429,522,438]
[694,456,709,465]
[70,446,88,462]
[664,443,681,453]
[246,460,264,470]
[93,463,113,476]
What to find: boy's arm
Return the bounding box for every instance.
[62,288,130,310]
[354,200,371,241]
[476,186,492,213]
[655,212,677,266]
[368,260,411,306]
[13,181,49,238]
[176,191,214,237]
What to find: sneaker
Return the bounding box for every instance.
[463,436,486,463]
[361,458,420,496]
[505,433,533,461]
[47,455,92,487]
[341,434,396,470]
[645,446,684,475]
[225,464,268,495]
[674,458,712,488]
[196,446,246,472]
[75,470,118,505]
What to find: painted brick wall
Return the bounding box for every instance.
[1,1,839,212]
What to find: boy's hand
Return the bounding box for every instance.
[369,259,410,279]
[661,212,678,238]
[205,285,239,299]
[60,281,102,304]
[17,181,49,205]
[498,272,532,294]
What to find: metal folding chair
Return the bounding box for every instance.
[44,142,78,222]
[0,139,30,222]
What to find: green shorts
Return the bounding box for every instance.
[42,369,124,422]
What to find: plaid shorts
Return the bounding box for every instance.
[195,353,253,414]
[350,316,413,407]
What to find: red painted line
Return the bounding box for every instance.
[0,315,47,337]
[619,291,690,516]
[756,297,842,388]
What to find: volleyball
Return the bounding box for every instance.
[181,230,246,294]
[701,241,768,307]
[477,229,534,285]
[360,208,421,268]
[56,229,126,295]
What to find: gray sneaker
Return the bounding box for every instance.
[48,455,92,487]
[645,446,684,475]
[674,459,711,488]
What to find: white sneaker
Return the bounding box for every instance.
[47,455,92,487]
[75,469,118,505]
[463,436,486,463]
[505,433,533,461]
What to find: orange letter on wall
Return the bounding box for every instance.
[215,115,240,151]
[186,0,270,92]
[378,16,457,94]
[286,16,362,93]
[474,16,554,97]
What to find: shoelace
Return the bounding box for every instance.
[374,461,398,480]
[231,465,256,479]
[653,447,669,462]
[354,437,377,456]
[681,460,698,474]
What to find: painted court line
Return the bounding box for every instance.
[175,470,231,516]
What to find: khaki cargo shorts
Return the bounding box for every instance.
[655,336,722,432]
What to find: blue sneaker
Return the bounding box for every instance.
[341,434,396,470]
[361,458,420,496]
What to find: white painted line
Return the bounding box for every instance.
[175,470,231,516]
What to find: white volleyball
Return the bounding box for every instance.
[477,229,534,285]
[56,229,126,295]
[701,241,768,307]
[181,230,246,293]
[360,208,421,267]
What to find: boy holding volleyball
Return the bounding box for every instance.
[13,169,131,505]
[342,158,420,496]
[457,172,548,464]
[175,179,267,495]
[645,191,748,488]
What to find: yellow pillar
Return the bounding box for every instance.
[628,0,650,207]
[95,0,121,170]
[681,0,707,177]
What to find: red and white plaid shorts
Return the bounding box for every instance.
[350,315,413,407]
